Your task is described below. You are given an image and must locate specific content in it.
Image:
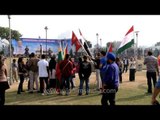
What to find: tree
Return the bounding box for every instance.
[0,26,22,41]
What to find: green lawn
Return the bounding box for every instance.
[5,71,157,105]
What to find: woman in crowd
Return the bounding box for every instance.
[0,55,10,106]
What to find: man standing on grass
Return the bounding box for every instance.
[59,54,73,96]
[38,54,49,95]
[78,55,92,96]
[144,51,159,94]
[101,52,119,106]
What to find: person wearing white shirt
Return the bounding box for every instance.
[129,57,136,81]
[38,54,49,95]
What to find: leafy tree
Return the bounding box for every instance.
[0,26,22,41]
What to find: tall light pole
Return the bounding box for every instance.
[8,15,12,85]
[100,38,102,49]
[134,31,139,70]
[96,33,99,52]
[44,26,48,56]
[135,31,139,57]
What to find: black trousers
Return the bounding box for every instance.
[49,79,56,89]
[0,90,5,106]
[129,69,136,81]
[101,87,118,106]
[123,65,128,73]
[39,77,49,93]
[146,72,157,93]
[18,74,25,93]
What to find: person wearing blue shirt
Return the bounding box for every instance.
[99,51,107,93]
[101,52,119,106]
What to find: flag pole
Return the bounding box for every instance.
[8,15,12,85]
[77,38,89,57]
[79,28,94,58]
[135,31,139,67]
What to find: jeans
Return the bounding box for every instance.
[79,78,89,94]
[156,77,160,88]
[39,77,49,93]
[61,76,71,94]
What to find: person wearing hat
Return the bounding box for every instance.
[101,52,119,106]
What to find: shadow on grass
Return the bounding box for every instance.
[137,82,147,90]
[117,93,151,102]
[6,88,102,105]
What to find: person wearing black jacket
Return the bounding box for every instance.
[78,55,92,95]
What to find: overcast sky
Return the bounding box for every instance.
[0,15,160,47]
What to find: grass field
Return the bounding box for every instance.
[5,70,157,105]
[3,57,158,105]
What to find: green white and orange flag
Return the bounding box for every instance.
[55,42,64,92]
[117,26,134,54]
[63,43,68,58]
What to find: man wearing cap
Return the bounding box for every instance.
[101,52,119,106]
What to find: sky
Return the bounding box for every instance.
[0,15,160,48]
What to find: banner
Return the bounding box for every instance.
[12,38,71,55]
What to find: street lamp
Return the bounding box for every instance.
[96,33,99,52]
[135,31,139,57]
[135,31,139,50]
[8,15,12,85]
[100,38,102,48]
[44,26,48,56]
[134,31,139,69]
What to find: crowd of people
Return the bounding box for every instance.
[0,50,160,106]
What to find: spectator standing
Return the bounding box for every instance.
[144,51,159,94]
[78,55,92,95]
[37,54,49,95]
[101,52,119,106]
[59,54,73,96]
[17,57,27,94]
[115,57,123,83]
[12,59,18,83]
[129,57,136,81]
[0,55,10,106]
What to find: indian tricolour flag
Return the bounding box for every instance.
[117,26,134,54]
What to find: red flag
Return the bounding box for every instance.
[125,25,134,36]
[75,40,82,52]
[108,42,112,52]
[71,31,79,45]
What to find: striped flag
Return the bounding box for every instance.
[117,26,134,54]
[79,29,93,57]
[63,43,68,57]
[55,42,64,93]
